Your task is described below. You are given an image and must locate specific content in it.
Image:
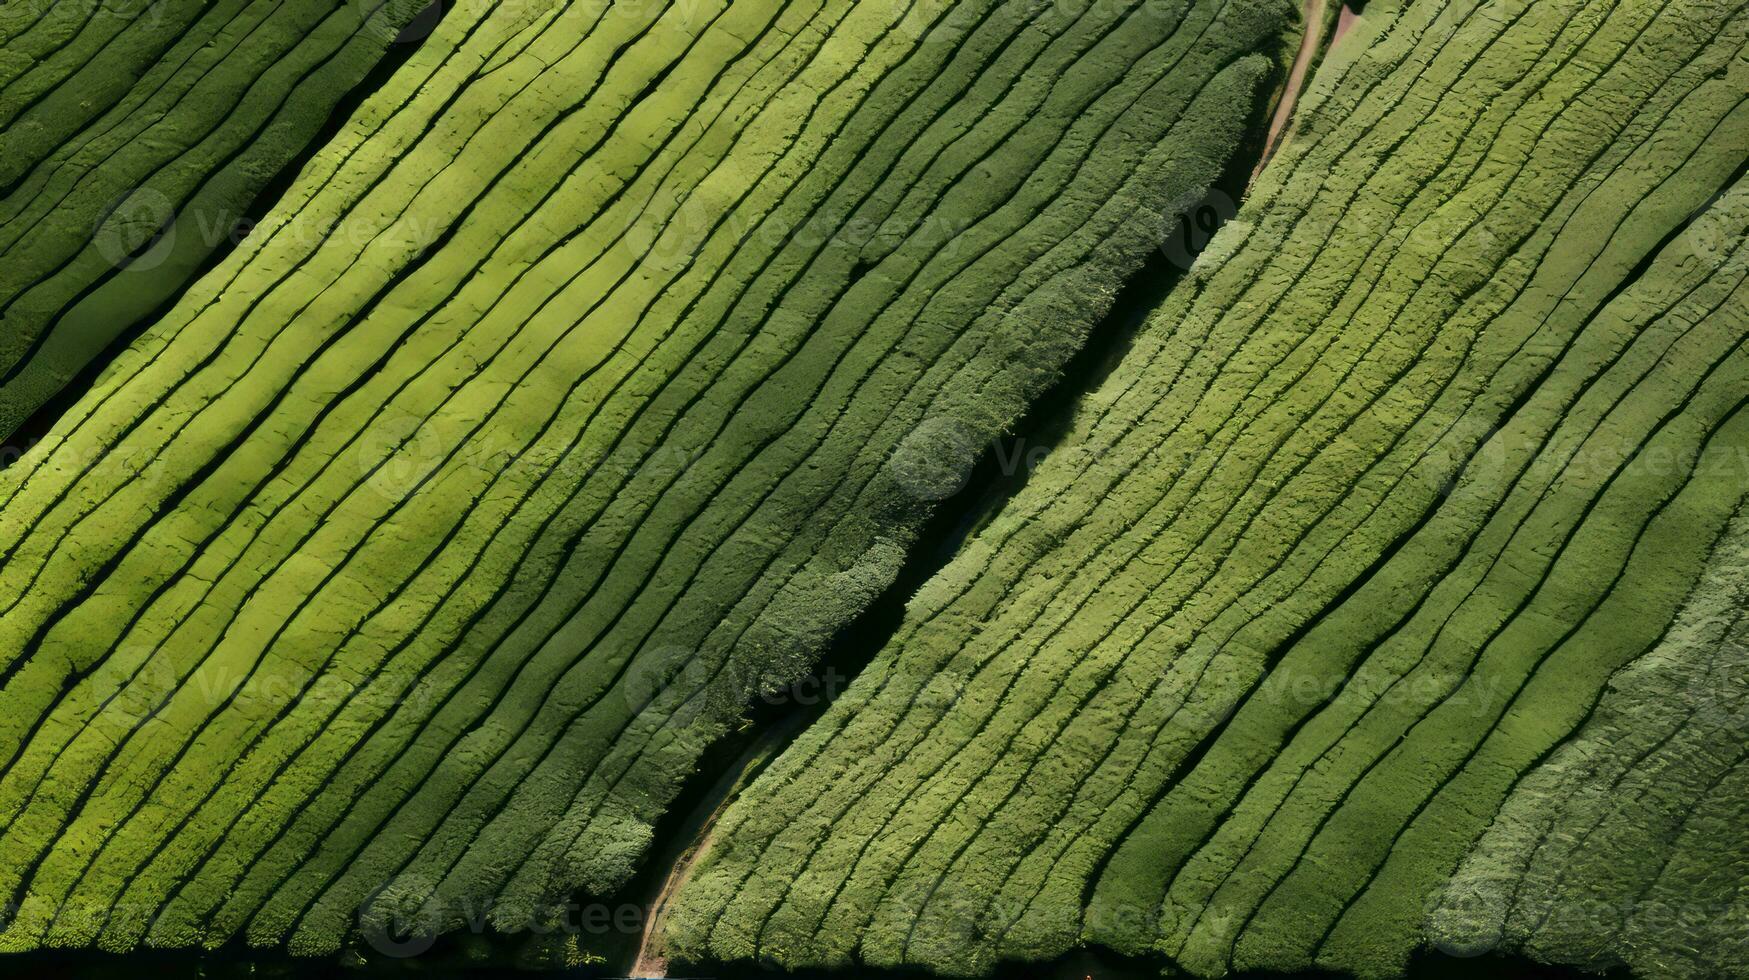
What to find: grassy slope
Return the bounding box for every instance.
[0,0,1292,959]
[662,0,1749,976]
[0,0,429,438]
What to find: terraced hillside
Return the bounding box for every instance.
[1430,501,1749,980]
[0,0,431,438]
[0,0,1295,960]
[663,0,1749,976]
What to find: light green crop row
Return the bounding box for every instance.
[662,0,1749,976]
[0,0,1290,959]
[0,0,430,438]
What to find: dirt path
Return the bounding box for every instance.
[626,715,802,978]
[629,807,728,980]
[1333,1,1360,46]
[628,841,699,978]
[1249,0,1354,189]
[627,770,734,979]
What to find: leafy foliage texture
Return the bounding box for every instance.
[664,0,1749,975]
[0,0,429,436]
[0,0,1290,958]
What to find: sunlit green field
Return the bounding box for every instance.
[0,1,1743,978]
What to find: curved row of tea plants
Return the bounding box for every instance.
[663,0,1749,976]
[1430,500,1749,980]
[0,0,429,438]
[0,0,1295,959]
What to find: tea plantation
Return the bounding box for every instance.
[2,0,1743,977]
[663,0,1749,976]
[0,0,1294,959]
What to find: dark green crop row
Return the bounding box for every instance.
[662,0,1749,976]
[0,0,429,438]
[1431,498,1749,980]
[0,0,1292,959]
